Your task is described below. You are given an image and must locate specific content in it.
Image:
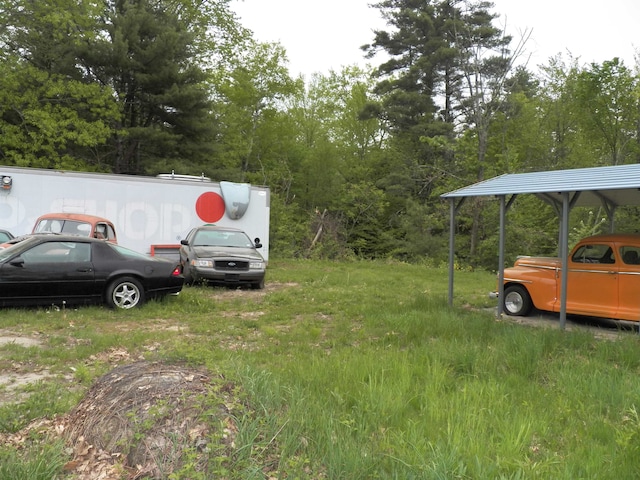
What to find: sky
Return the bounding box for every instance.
[230,0,640,79]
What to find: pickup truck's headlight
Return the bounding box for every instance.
[249,261,264,269]
[191,259,213,268]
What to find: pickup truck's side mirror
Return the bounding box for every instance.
[254,238,262,249]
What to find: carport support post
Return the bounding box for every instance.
[559,192,570,330]
[448,198,456,307]
[447,197,465,307]
[497,195,506,316]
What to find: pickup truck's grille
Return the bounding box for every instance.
[214,260,249,270]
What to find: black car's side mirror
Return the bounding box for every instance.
[254,238,262,249]
[10,257,25,267]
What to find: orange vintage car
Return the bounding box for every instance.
[32,213,118,243]
[501,234,640,322]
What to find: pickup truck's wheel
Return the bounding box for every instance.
[503,285,532,316]
[106,277,145,309]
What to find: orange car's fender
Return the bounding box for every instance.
[503,257,560,311]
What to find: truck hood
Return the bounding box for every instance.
[513,256,561,268]
[192,246,264,261]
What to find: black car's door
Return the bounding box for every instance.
[0,241,95,302]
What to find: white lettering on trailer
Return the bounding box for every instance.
[47,198,193,241]
[161,203,192,241]
[0,195,25,225]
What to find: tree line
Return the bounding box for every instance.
[1,0,639,269]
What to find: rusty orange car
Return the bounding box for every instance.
[501,234,640,322]
[32,213,118,243]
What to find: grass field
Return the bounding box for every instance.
[1,259,640,479]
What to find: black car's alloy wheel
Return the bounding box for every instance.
[107,277,145,309]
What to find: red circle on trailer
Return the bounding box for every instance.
[195,192,225,223]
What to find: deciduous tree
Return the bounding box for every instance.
[0,0,247,174]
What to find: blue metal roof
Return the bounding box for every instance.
[441,164,640,207]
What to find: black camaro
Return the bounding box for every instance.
[0,235,184,309]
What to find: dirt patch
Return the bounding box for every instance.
[496,309,636,341]
[0,370,53,405]
[0,335,42,348]
[0,334,53,403]
[204,281,298,299]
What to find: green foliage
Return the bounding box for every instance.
[268,193,309,258]
[573,58,639,166]
[0,0,245,173]
[612,206,640,235]
[211,41,303,181]
[569,209,608,246]
[1,0,640,268]
[0,60,119,169]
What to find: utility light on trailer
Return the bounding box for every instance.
[1,176,11,190]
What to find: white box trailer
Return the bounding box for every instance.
[0,166,270,260]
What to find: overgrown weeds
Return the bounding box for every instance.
[0,259,639,478]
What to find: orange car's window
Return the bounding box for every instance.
[620,246,640,265]
[572,244,615,264]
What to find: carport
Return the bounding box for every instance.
[441,163,640,329]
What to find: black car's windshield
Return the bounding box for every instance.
[193,230,252,248]
[0,236,40,261]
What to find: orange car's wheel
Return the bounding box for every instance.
[503,285,532,316]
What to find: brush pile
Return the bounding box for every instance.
[63,361,236,478]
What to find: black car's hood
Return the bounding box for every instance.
[192,246,264,261]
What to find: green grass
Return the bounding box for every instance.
[1,259,640,478]
[0,441,67,479]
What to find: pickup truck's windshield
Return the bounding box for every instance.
[34,219,91,236]
[572,244,615,264]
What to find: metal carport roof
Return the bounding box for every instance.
[442,163,640,207]
[441,163,640,329]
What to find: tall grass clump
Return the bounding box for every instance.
[0,441,67,479]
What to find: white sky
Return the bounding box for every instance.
[231,0,640,79]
